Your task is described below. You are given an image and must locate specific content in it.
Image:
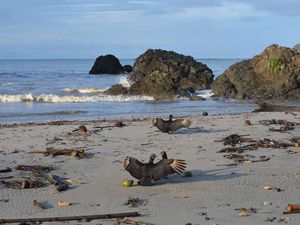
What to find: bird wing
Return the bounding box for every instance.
[153,118,169,133]
[124,157,145,180]
[169,119,192,132]
[151,159,186,180]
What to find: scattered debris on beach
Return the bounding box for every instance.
[217,132,300,164]
[124,197,147,208]
[215,134,256,147]
[235,207,257,217]
[58,200,72,207]
[15,165,53,173]
[33,200,47,209]
[284,204,300,214]
[258,119,299,133]
[30,147,86,158]
[117,218,150,225]
[1,179,46,189]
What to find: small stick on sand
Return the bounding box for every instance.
[0,212,140,224]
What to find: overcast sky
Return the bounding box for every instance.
[0,0,299,59]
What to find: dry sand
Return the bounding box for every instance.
[0,112,300,225]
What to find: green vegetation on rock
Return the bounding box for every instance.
[268,58,281,74]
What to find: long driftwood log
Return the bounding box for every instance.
[0,212,140,224]
[253,101,300,112]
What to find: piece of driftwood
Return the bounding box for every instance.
[283,204,300,214]
[253,102,300,112]
[15,165,53,173]
[118,218,150,225]
[30,148,86,158]
[0,212,140,224]
[1,179,45,189]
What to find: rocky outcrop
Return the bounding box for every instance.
[212,44,300,99]
[293,44,300,53]
[104,84,128,95]
[123,65,133,73]
[127,49,214,99]
[89,54,127,74]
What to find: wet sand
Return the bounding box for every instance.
[0,112,300,225]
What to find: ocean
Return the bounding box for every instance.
[0,58,256,124]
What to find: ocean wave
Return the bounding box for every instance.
[0,93,154,103]
[0,82,13,86]
[0,110,87,118]
[195,89,214,98]
[118,76,131,87]
[61,87,106,94]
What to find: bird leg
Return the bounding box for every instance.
[138,177,154,186]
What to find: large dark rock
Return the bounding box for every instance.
[127,49,214,99]
[104,84,128,95]
[123,65,133,73]
[212,44,300,99]
[89,54,124,74]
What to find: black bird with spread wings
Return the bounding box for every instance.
[152,115,192,133]
[123,152,186,186]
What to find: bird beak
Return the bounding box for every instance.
[123,157,130,170]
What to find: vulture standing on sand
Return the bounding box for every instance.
[152,115,192,133]
[123,152,186,186]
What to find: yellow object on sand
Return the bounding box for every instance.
[122,179,134,187]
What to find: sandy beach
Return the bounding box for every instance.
[0,112,300,225]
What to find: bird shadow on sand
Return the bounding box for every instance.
[173,127,228,134]
[154,167,246,186]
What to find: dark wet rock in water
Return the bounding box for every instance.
[127,49,214,99]
[212,44,300,99]
[104,84,128,95]
[189,96,206,101]
[89,54,124,74]
[123,64,133,73]
[202,111,208,116]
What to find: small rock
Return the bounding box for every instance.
[244,120,251,126]
[202,111,208,116]
[78,125,87,133]
[115,121,124,127]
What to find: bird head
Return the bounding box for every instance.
[150,153,157,160]
[123,156,131,170]
[169,115,173,121]
[160,151,167,159]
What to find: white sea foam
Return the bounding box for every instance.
[195,89,214,98]
[0,82,13,86]
[0,93,154,103]
[61,87,106,94]
[118,76,131,87]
